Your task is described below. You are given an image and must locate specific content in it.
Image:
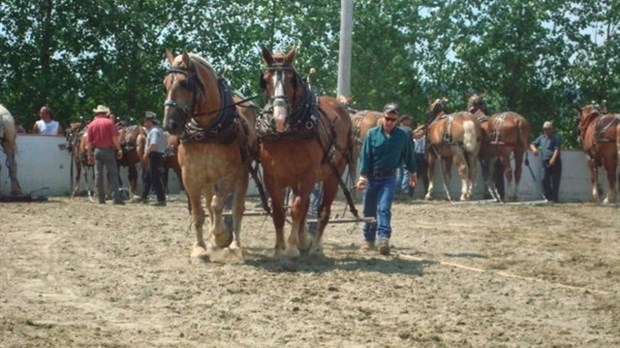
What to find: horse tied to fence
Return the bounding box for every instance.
[0,105,22,196]
[468,94,531,201]
[258,46,356,259]
[163,50,257,262]
[66,120,95,198]
[575,104,620,203]
[117,123,147,199]
[423,98,481,201]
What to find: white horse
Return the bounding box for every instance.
[0,104,22,195]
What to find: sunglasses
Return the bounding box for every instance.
[384,117,398,122]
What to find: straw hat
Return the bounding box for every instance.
[93,105,111,115]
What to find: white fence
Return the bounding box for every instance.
[0,134,616,202]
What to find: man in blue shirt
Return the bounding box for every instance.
[356,103,417,255]
[530,121,562,202]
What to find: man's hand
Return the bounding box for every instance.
[116,149,123,160]
[356,177,367,190]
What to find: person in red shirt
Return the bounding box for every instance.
[85,105,125,204]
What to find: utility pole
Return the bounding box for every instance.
[337,0,353,97]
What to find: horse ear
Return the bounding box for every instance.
[261,46,274,65]
[574,104,582,112]
[462,90,471,99]
[165,49,175,65]
[181,52,191,67]
[285,45,297,65]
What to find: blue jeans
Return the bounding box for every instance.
[395,165,410,194]
[94,148,122,202]
[362,175,396,242]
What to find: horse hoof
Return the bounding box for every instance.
[213,231,233,248]
[191,247,209,263]
[209,247,244,263]
[284,245,301,259]
[425,195,433,201]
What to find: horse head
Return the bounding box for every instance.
[574,104,601,131]
[163,50,220,135]
[260,46,305,133]
[428,97,449,122]
[467,93,488,115]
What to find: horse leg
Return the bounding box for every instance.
[230,168,250,251]
[310,177,339,258]
[266,181,287,258]
[188,191,208,262]
[602,157,617,204]
[5,148,21,195]
[451,147,469,201]
[286,187,310,259]
[205,185,233,249]
[510,150,525,202]
[588,158,600,202]
[425,155,436,200]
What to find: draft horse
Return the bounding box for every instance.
[163,50,257,262]
[575,104,620,203]
[349,109,383,162]
[0,105,22,196]
[259,46,355,259]
[468,94,531,201]
[424,98,481,201]
[66,120,95,198]
[117,124,147,198]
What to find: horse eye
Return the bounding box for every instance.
[179,80,190,90]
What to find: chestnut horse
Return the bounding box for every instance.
[163,132,183,193]
[0,105,21,195]
[349,110,382,162]
[424,98,481,201]
[66,121,95,198]
[259,46,355,259]
[575,104,620,203]
[468,94,531,201]
[163,51,257,262]
[117,124,147,198]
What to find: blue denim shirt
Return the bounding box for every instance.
[531,134,561,161]
[359,125,416,176]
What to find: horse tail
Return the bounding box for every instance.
[0,112,17,152]
[462,118,477,154]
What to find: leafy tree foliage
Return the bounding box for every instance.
[0,0,615,147]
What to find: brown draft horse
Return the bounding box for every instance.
[575,104,620,203]
[468,94,531,201]
[424,98,481,201]
[259,46,355,259]
[0,105,22,195]
[162,132,183,193]
[349,110,383,162]
[117,124,147,198]
[66,121,95,198]
[163,51,257,262]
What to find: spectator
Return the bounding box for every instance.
[395,115,414,198]
[12,113,27,134]
[356,102,417,255]
[530,121,562,202]
[133,111,167,206]
[33,106,64,135]
[86,105,124,205]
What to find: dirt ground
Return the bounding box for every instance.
[1,195,618,347]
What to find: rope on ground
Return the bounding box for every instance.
[398,253,610,295]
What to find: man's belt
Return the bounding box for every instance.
[370,169,396,177]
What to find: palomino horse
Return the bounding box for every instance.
[468,94,531,201]
[117,124,147,198]
[424,98,481,201]
[163,51,257,262]
[575,104,620,203]
[259,46,355,259]
[0,105,21,195]
[66,121,95,198]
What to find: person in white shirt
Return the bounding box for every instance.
[32,106,63,135]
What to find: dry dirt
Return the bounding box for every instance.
[1,195,619,347]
